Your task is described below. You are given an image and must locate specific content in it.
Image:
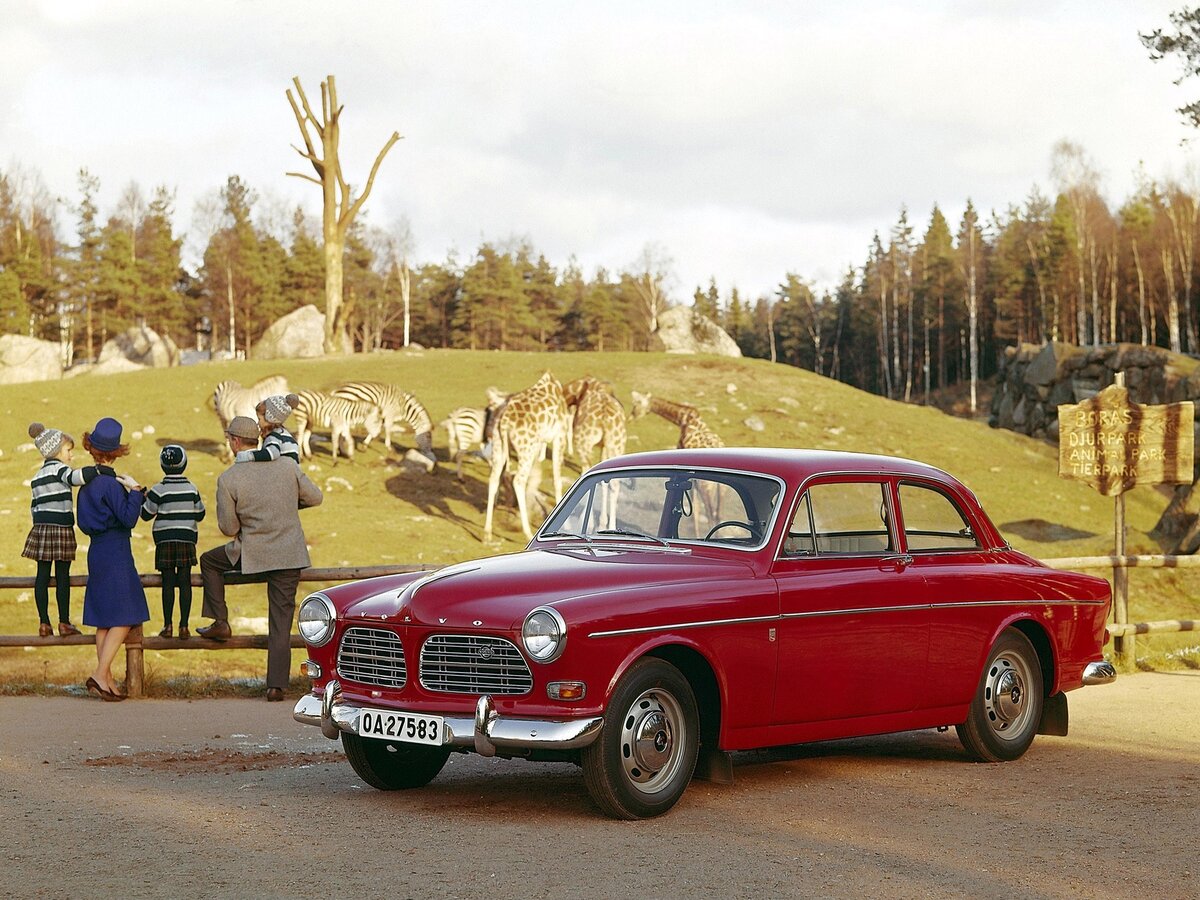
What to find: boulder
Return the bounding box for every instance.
[99,325,179,368]
[251,305,326,360]
[0,335,62,384]
[654,306,742,357]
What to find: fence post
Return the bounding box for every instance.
[125,624,144,699]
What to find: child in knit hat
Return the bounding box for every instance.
[21,423,107,637]
[140,445,206,638]
[236,393,301,464]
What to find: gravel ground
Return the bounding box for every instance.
[2,671,1196,899]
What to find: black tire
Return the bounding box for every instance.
[342,732,450,790]
[956,628,1044,763]
[582,658,699,819]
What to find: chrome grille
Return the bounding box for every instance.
[337,627,407,689]
[419,634,533,695]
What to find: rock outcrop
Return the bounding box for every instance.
[98,325,180,368]
[251,305,326,359]
[653,306,742,357]
[0,335,63,384]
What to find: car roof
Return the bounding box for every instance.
[590,447,959,486]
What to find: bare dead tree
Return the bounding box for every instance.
[286,74,401,353]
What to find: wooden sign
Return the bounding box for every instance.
[1058,385,1194,496]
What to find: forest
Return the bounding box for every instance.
[2,139,1199,411]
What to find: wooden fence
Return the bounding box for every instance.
[2,555,1196,696]
[0,565,434,698]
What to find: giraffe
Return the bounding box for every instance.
[563,376,627,469]
[629,391,725,449]
[564,377,628,531]
[484,372,568,542]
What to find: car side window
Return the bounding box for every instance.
[782,492,815,556]
[898,482,980,551]
[808,482,893,554]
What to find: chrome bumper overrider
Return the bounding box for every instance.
[293,680,604,756]
[1082,660,1117,685]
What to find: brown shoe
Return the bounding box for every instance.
[158,624,173,638]
[39,623,53,638]
[266,688,284,702]
[197,620,231,642]
[178,626,191,640]
[58,622,81,637]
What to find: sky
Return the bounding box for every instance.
[3,0,1200,302]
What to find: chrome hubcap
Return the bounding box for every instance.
[983,652,1034,738]
[619,688,685,792]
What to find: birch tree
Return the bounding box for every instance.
[957,202,983,415]
[287,74,401,353]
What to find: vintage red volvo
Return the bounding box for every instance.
[293,448,1115,819]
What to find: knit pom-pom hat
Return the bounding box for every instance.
[29,422,69,459]
[160,444,188,475]
[262,393,301,425]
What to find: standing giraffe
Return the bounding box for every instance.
[563,376,628,469]
[630,391,725,449]
[484,372,568,542]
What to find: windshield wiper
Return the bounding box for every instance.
[595,528,671,548]
[539,530,599,554]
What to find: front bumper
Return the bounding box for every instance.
[1082,660,1117,685]
[294,680,604,757]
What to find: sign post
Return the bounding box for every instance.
[1057,374,1195,665]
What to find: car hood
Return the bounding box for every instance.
[341,546,756,629]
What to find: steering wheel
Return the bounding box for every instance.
[704,520,761,542]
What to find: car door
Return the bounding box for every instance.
[892,478,1000,711]
[771,476,929,727]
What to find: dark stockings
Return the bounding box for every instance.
[34,560,72,625]
[161,565,193,627]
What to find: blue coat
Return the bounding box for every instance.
[78,474,149,628]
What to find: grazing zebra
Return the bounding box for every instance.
[212,375,289,459]
[292,390,383,463]
[330,381,435,463]
[438,406,493,480]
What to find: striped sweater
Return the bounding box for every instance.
[235,427,300,464]
[30,460,95,526]
[140,475,206,545]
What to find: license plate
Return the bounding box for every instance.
[357,707,444,746]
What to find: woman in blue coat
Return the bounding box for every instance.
[77,417,149,701]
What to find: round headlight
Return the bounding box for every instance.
[522,607,566,663]
[297,593,336,647]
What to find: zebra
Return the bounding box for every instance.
[330,381,435,464]
[212,375,288,460]
[438,406,494,480]
[292,390,383,463]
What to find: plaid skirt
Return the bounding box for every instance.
[22,524,77,562]
[155,541,197,570]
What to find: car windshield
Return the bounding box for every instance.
[540,467,783,549]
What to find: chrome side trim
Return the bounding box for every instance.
[1082,660,1117,685]
[588,598,1109,639]
[293,689,604,752]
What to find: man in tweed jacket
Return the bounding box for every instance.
[198,416,323,700]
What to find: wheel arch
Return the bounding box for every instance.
[1009,617,1056,696]
[644,644,722,753]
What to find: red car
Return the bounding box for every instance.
[294,448,1115,819]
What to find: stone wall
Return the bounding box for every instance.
[990,341,1200,441]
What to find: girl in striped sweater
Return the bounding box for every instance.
[21,423,106,637]
[236,393,301,464]
[140,445,206,638]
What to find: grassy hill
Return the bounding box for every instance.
[2,349,1195,689]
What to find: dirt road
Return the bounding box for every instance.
[2,672,1196,899]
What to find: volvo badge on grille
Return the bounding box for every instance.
[477,645,495,660]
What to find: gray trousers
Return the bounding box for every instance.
[200,544,302,690]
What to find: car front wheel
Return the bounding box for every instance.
[582,658,699,819]
[956,628,1044,762]
[342,732,451,790]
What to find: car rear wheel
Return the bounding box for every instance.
[956,628,1044,762]
[582,658,699,819]
[342,732,451,790]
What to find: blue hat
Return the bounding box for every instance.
[89,417,123,452]
[160,444,187,474]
